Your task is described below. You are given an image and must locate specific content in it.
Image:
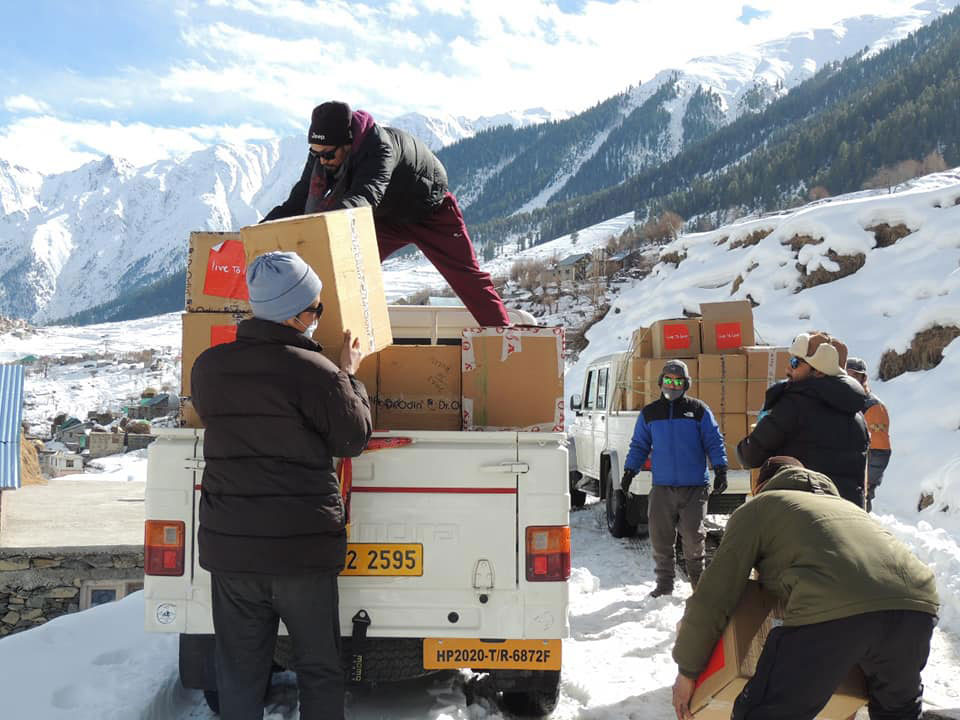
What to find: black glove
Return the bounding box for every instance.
[621,468,638,494]
[712,465,728,495]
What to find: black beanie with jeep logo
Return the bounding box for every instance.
[309,101,353,145]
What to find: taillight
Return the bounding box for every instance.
[525,526,571,582]
[144,520,185,576]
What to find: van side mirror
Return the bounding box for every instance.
[570,394,582,411]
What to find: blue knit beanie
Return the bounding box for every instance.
[246,251,323,323]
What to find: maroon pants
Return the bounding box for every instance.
[375,193,510,327]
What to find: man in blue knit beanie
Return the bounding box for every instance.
[190,250,372,720]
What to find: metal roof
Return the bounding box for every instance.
[557,253,592,267]
[0,365,25,489]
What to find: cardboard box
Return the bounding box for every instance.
[743,346,790,414]
[241,207,392,362]
[698,354,747,415]
[692,581,867,719]
[185,232,251,313]
[700,301,755,354]
[377,346,461,431]
[462,326,564,431]
[625,356,657,410]
[180,311,250,397]
[650,318,701,358]
[354,352,379,429]
[718,413,748,470]
[180,398,203,428]
[630,327,654,358]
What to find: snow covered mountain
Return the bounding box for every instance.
[387,108,571,151]
[0,0,954,325]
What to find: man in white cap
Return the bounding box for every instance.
[737,331,869,507]
[191,251,372,720]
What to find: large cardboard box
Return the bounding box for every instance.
[625,356,657,410]
[241,207,392,362]
[700,301,755,355]
[377,346,461,431]
[185,232,251,313]
[630,327,654,358]
[692,581,867,718]
[180,311,250,397]
[462,326,564,431]
[743,346,790,414]
[698,354,747,416]
[650,318,701,359]
[718,413,748,470]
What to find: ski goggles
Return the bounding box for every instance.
[662,377,686,387]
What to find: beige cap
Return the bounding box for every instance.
[789,332,848,376]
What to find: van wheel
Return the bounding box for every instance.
[605,471,636,538]
[203,689,220,714]
[498,671,561,717]
[569,471,586,508]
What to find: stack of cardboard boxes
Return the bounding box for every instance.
[179,209,564,434]
[619,301,791,471]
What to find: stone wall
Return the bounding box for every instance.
[0,545,143,637]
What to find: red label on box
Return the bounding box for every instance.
[715,322,743,350]
[662,323,691,350]
[203,240,249,300]
[210,324,238,347]
[695,639,727,688]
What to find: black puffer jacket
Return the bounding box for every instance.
[264,122,448,225]
[737,375,869,506]
[191,318,372,575]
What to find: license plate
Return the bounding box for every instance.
[423,638,562,670]
[340,543,423,576]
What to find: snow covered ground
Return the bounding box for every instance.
[0,498,957,719]
[1,173,959,718]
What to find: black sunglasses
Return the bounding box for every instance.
[310,147,339,161]
[304,302,323,317]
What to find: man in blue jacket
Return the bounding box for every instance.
[621,360,727,597]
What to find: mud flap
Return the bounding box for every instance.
[349,610,371,684]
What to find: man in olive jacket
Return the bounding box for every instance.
[192,251,372,720]
[671,457,939,720]
[738,331,869,507]
[264,100,509,327]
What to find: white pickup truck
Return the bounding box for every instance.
[143,306,569,716]
[567,351,750,537]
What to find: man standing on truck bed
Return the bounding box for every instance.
[671,457,938,720]
[191,251,373,720]
[620,360,727,597]
[263,100,510,327]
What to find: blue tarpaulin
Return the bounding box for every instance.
[0,365,26,489]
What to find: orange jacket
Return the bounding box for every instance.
[864,396,891,451]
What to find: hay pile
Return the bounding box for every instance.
[879,325,960,380]
[19,432,44,486]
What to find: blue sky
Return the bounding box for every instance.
[0,0,933,173]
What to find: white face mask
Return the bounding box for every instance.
[294,316,318,338]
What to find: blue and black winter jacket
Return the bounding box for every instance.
[624,394,727,486]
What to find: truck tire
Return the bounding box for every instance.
[496,670,561,717]
[203,690,220,714]
[605,471,636,538]
[569,470,586,508]
[626,493,649,526]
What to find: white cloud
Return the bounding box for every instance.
[0,115,278,175]
[4,95,53,114]
[0,0,949,173]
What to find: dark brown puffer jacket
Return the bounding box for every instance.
[191,318,372,575]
